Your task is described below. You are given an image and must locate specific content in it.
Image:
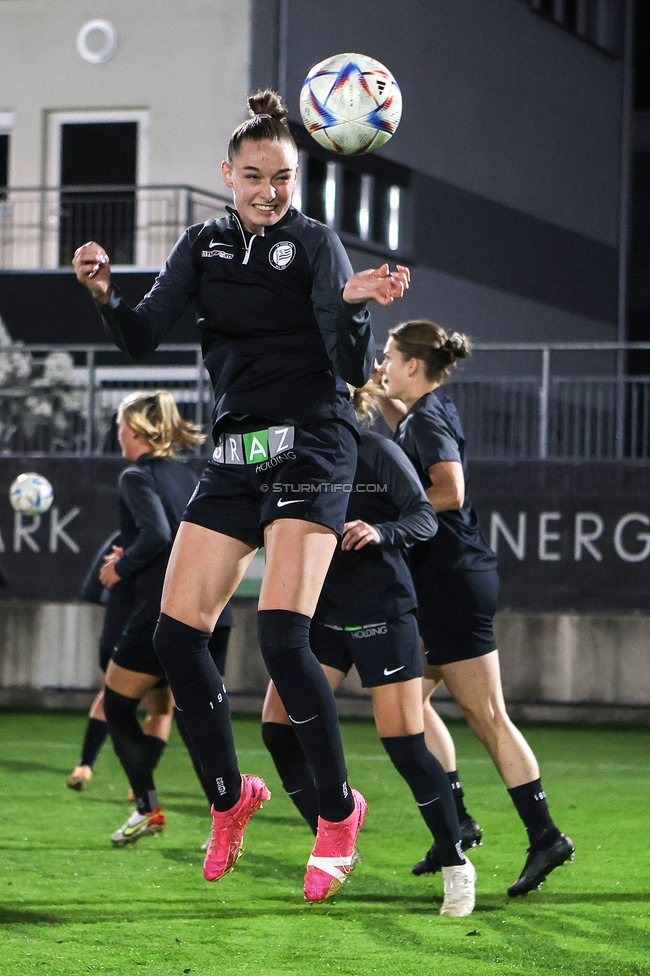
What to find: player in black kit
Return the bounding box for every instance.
[73,90,409,902]
[375,320,574,897]
[96,390,226,845]
[262,388,476,916]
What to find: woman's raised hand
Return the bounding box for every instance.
[343,263,410,307]
[72,241,112,303]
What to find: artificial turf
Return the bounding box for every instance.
[0,711,648,976]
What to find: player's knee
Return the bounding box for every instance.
[153,612,211,671]
[103,685,139,726]
[257,609,311,669]
[380,733,424,779]
[459,698,496,732]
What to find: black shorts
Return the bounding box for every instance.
[111,616,231,681]
[310,611,423,688]
[98,580,136,672]
[413,568,499,667]
[183,419,357,548]
[112,612,165,680]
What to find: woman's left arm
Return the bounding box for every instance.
[309,226,408,388]
[309,228,374,387]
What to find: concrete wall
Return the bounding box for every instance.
[0,0,251,193]
[1,600,649,723]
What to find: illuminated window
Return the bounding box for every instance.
[526,0,623,56]
[293,127,409,254]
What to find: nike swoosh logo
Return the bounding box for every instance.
[383,666,405,676]
[208,240,232,248]
[276,499,306,507]
[123,817,155,836]
[289,714,318,724]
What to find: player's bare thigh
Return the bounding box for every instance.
[161,521,257,632]
[260,518,337,615]
[438,650,506,716]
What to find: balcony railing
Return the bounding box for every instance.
[0,342,649,461]
[0,185,230,270]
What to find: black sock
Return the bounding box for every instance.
[174,707,212,807]
[103,686,164,814]
[153,613,240,811]
[447,770,471,823]
[381,733,464,867]
[257,610,353,823]
[79,717,109,768]
[508,778,561,849]
[261,721,319,834]
[208,627,230,677]
[145,734,166,773]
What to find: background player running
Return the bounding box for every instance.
[73,90,410,901]
[66,531,183,794]
[375,319,574,897]
[97,390,212,846]
[262,387,475,915]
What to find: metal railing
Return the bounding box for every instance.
[449,343,650,462]
[0,185,230,270]
[0,342,649,461]
[0,344,212,457]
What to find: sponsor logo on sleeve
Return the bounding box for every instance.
[202,240,234,259]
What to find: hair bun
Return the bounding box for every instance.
[248,89,287,122]
[444,332,470,359]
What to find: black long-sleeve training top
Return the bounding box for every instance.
[85,455,232,627]
[313,430,438,626]
[113,454,199,619]
[98,207,374,437]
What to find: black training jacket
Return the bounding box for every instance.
[113,454,198,619]
[98,207,374,436]
[313,431,438,627]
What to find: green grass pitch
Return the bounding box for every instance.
[0,711,648,976]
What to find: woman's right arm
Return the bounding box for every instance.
[73,229,200,361]
[425,461,465,512]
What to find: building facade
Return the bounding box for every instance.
[0,0,630,350]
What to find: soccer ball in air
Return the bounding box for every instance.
[9,472,54,516]
[299,52,402,155]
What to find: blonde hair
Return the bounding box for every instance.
[348,381,383,423]
[118,390,205,457]
[389,320,472,384]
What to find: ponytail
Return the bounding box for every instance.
[117,390,205,457]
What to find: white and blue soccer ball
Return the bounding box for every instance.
[9,472,54,516]
[299,52,402,155]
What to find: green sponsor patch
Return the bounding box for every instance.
[243,428,269,464]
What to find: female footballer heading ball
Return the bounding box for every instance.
[73,89,409,903]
